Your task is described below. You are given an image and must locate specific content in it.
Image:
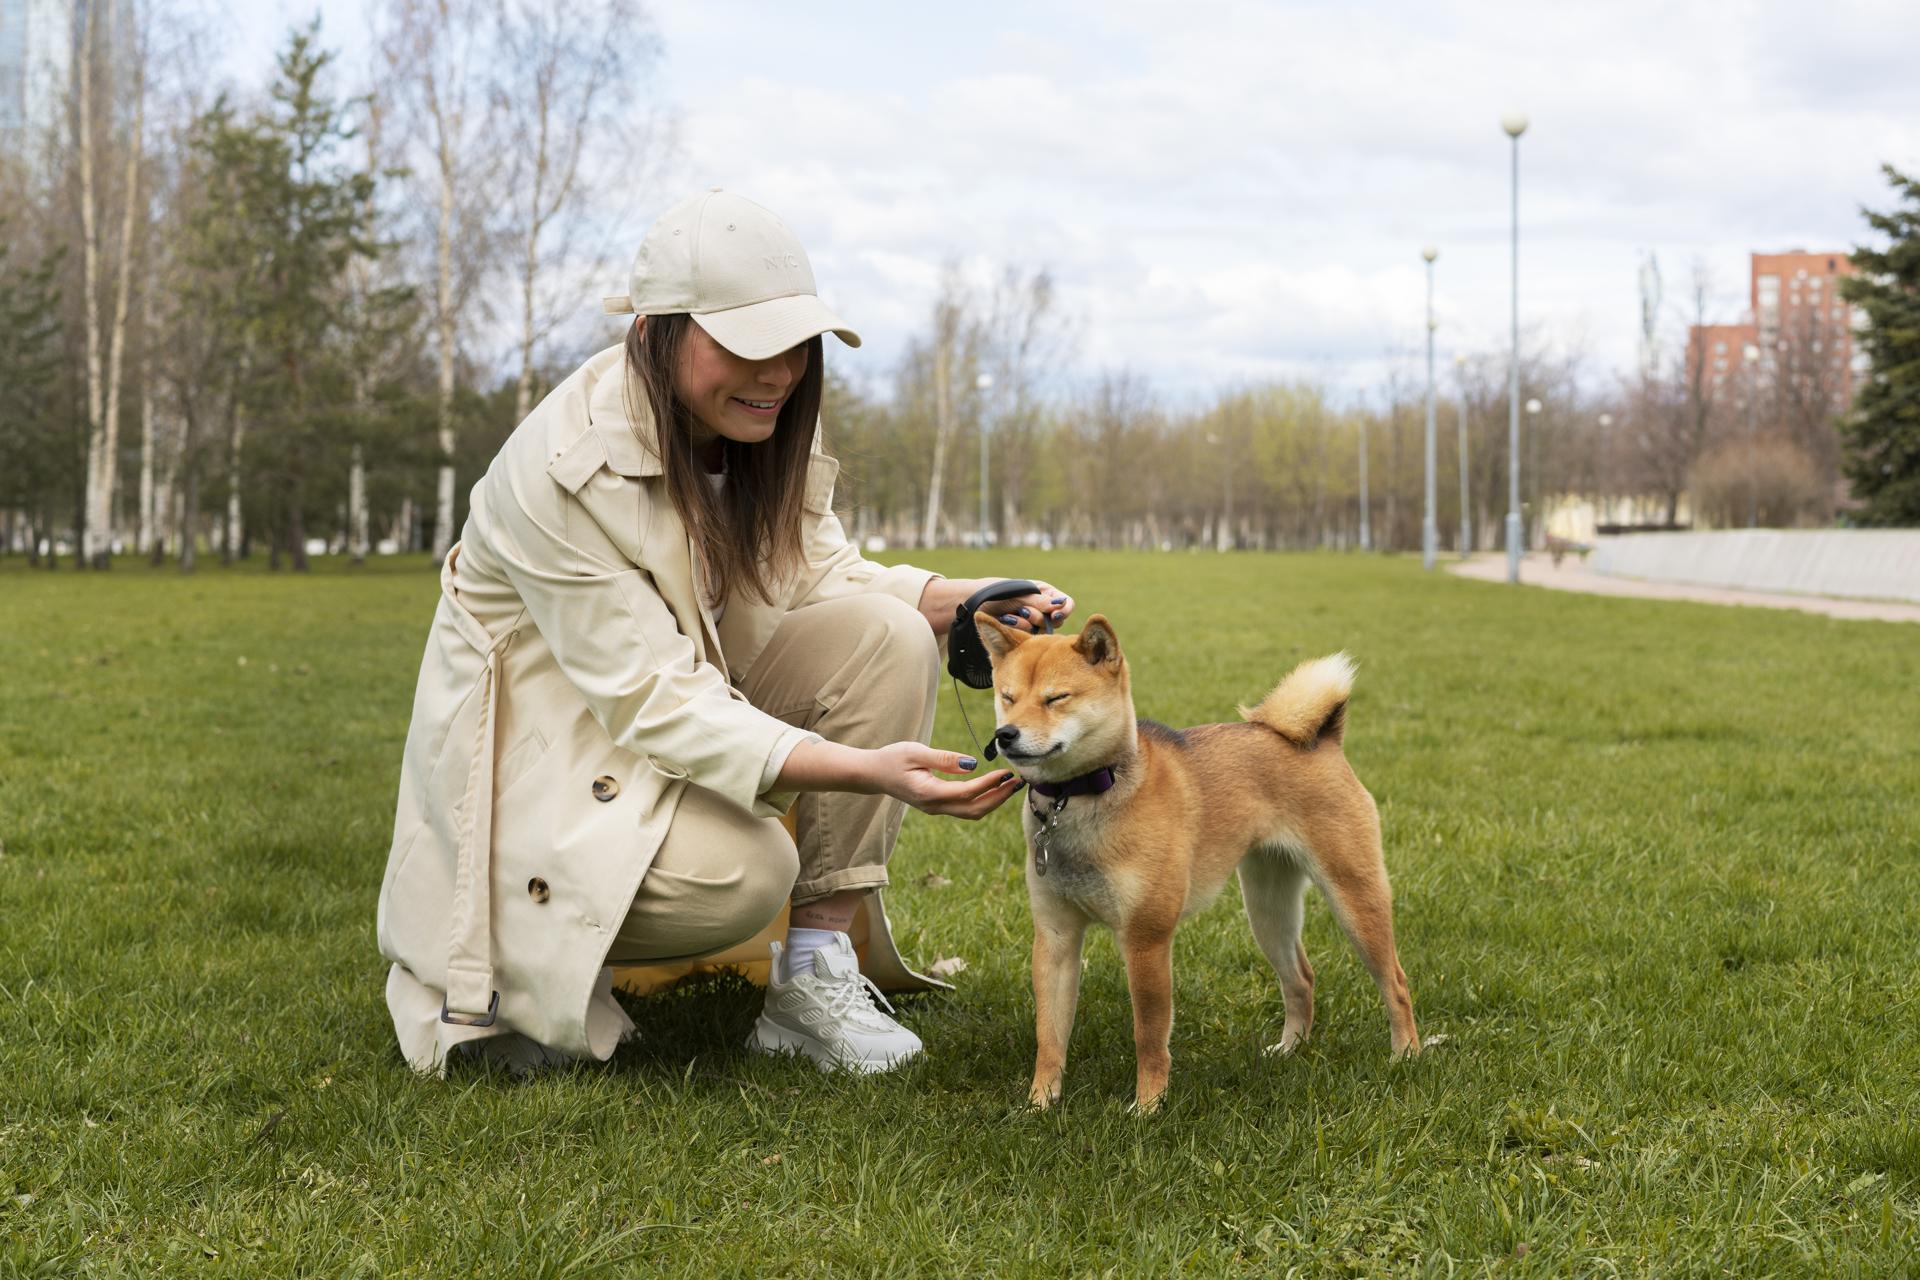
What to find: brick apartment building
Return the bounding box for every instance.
[1681,249,1868,517]
[1687,250,1863,414]
[1686,321,1759,396]
[1750,250,1863,416]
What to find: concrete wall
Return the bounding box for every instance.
[1591,530,1920,603]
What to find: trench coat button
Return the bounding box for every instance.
[528,877,550,904]
[592,775,619,801]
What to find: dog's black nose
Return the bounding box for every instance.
[993,725,1021,747]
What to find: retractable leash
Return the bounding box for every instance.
[947,578,1053,760]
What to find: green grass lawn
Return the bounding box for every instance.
[2,549,1916,1277]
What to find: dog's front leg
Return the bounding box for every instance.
[1120,926,1176,1113]
[1029,911,1088,1109]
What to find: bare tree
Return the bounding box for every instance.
[136,280,155,554]
[344,87,386,564]
[917,265,973,548]
[72,0,148,567]
[382,0,502,563]
[977,266,1070,544]
[493,0,669,423]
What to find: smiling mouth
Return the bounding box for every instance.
[731,396,781,416]
[1003,743,1063,763]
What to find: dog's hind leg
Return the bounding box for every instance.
[1307,826,1420,1059]
[1238,848,1315,1055]
[1029,910,1089,1109]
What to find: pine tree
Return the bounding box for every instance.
[181,24,387,569]
[1839,165,1920,525]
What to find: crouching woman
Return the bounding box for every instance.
[375,189,1072,1076]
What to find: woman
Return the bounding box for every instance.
[376,188,1075,1076]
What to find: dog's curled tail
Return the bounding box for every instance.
[1238,652,1356,749]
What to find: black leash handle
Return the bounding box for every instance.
[947,579,1054,761]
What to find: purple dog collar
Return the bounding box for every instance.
[1029,766,1117,799]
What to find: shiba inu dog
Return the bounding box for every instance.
[975,613,1419,1112]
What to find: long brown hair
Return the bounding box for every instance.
[624,315,823,607]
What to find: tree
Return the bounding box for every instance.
[492,0,669,425]
[0,231,68,563]
[71,0,149,567]
[381,0,504,564]
[917,266,975,548]
[975,266,1069,545]
[178,26,385,571]
[1838,165,1920,525]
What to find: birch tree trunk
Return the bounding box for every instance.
[347,100,379,566]
[432,129,456,562]
[151,436,172,566]
[178,458,197,572]
[921,340,951,549]
[76,0,104,566]
[349,445,368,563]
[138,283,155,556]
[95,71,142,567]
[224,365,246,563]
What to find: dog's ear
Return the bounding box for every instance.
[974,610,1028,665]
[1075,614,1122,668]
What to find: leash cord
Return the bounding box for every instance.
[951,674,990,764]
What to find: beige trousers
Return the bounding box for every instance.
[607,593,941,964]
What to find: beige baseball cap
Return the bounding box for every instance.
[602,187,861,359]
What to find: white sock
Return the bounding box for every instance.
[783,927,842,981]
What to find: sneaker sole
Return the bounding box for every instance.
[746,1015,920,1075]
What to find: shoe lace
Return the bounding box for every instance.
[817,969,898,1030]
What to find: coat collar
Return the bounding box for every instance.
[584,344,664,478]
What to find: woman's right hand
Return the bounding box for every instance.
[863,742,1025,820]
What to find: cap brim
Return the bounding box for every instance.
[690,294,861,360]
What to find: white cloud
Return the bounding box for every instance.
[224,0,1920,401]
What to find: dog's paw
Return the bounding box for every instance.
[1027,1081,1062,1111]
[1127,1094,1164,1117]
[1262,1027,1309,1057]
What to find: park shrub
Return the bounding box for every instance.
[1687,435,1828,528]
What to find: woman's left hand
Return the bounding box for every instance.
[987,580,1074,634]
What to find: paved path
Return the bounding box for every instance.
[1447,553,1920,624]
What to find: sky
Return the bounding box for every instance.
[219,0,1920,406]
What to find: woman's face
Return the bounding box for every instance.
[670,321,810,445]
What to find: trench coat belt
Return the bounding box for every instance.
[442,630,515,1026]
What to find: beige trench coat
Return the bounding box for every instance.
[377,343,945,1074]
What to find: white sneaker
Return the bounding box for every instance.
[747,935,924,1074]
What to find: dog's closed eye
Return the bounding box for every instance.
[1044,693,1071,705]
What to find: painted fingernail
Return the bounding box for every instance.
[1051,596,1066,604]
[1000,614,1018,625]
[1018,607,1031,618]
[959,756,977,770]
[1050,611,1063,623]
[1009,779,1025,792]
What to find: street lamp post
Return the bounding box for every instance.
[1454,353,1470,557]
[1422,246,1439,571]
[1742,343,1760,528]
[1502,111,1528,584]
[976,371,994,546]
